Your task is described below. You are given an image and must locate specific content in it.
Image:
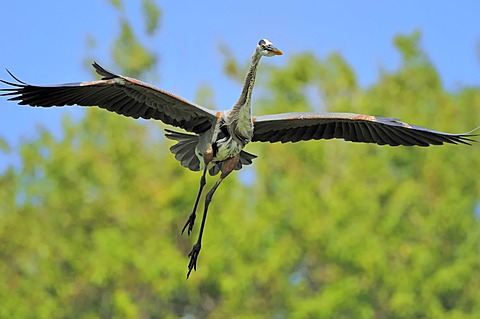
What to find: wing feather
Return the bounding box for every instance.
[313,123,327,140]
[368,123,387,145]
[252,112,477,146]
[374,125,400,146]
[303,124,319,141]
[323,122,336,139]
[345,122,359,142]
[357,122,374,143]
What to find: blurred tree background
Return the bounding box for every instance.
[1,1,480,318]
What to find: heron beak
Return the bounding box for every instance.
[272,47,283,55]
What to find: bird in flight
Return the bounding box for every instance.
[1,39,477,278]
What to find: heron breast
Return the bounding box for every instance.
[214,137,244,162]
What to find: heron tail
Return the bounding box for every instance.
[164,129,257,175]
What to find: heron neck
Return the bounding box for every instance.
[233,51,262,114]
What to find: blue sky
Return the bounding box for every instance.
[1,1,480,169]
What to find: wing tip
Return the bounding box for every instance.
[92,61,119,80]
[1,69,27,88]
[445,125,480,146]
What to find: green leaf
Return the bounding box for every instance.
[142,0,161,35]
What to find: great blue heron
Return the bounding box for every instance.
[1,39,477,278]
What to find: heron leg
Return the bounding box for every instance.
[186,154,240,279]
[182,167,208,236]
[182,145,214,236]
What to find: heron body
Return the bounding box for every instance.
[1,39,477,278]
[201,40,270,168]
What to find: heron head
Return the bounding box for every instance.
[257,39,283,57]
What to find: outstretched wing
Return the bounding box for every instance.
[252,112,477,146]
[0,62,217,134]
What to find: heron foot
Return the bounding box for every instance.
[181,212,196,236]
[186,242,201,279]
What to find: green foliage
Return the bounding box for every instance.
[142,0,161,35]
[0,137,10,152]
[219,42,252,85]
[112,19,157,78]
[1,22,480,319]
[104,0,160,79]
[109,0,123,10]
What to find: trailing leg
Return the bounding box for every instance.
[186,154,240,278]
[181,145,214,236]
[182,167,207,236]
